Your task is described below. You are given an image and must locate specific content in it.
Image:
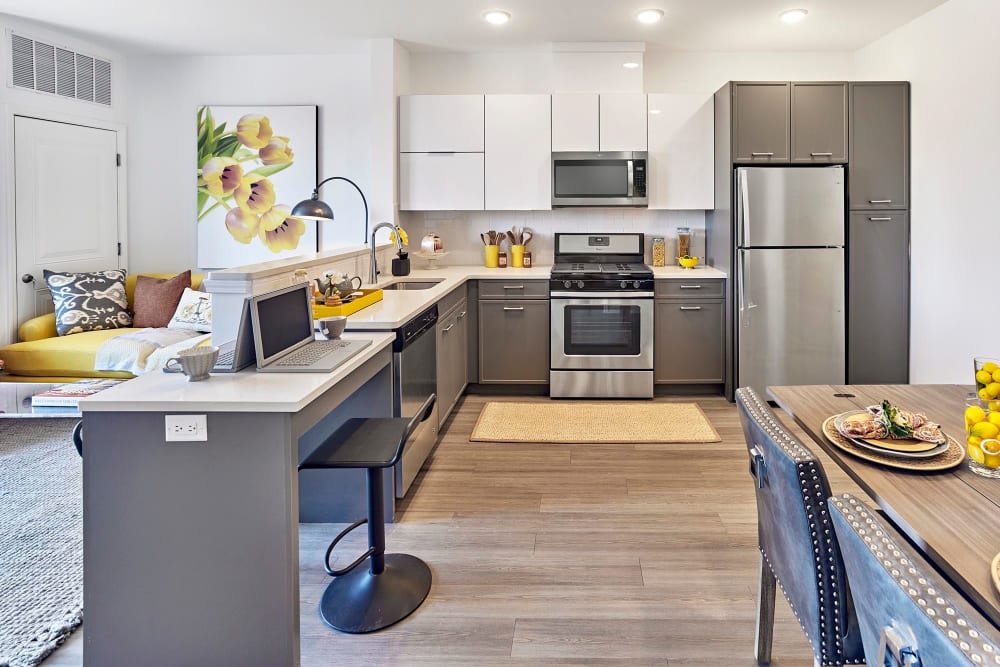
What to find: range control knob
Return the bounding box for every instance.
[633,280,640,288]
[563,280,572,289]
[620,280,628,288]
[576,280,584,288]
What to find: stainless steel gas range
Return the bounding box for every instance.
[549,233,655,399]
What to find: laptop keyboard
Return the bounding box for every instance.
[274,340,354,367]
[214,348,235,368]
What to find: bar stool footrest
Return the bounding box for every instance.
[325,518,373,577]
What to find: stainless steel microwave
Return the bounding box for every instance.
[551,151,648,208]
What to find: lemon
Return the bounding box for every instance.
[977,370,994,385]
[989,412,1000,428]
[988,383,1000,398]
[969,435,983,447]
[981,388,992,402]
[969,440,986,464]
[993,370,1000,384]
[983,439,1000,468]
[984,362,999,374]
[967,406,987,429]
[990,401,1000,412]
[972,422,1000,440]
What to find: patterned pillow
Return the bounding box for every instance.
[44,269,132,336]
[167,288,212,333]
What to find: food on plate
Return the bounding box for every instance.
[836,400,946,445]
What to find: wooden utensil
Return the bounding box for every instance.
[522,230,532,246]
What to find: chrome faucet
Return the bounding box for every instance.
[370,222,403,284]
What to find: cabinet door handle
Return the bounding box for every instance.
[679,306,703,311]
[503,306,524,312]
[868,217,893,222]
[679,285,702,289]
[869,199,892,204]
[457,311,467,319]
[502,285,524,290]
[810,152,833,157]
[751,152,774,157]
[442,323,455,333]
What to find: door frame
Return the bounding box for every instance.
[0,103,128,345]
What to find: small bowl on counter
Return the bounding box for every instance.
[678,255,700,269]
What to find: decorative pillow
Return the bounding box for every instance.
[133,271,192,328]
[44,269,132,336]
[167,288,212,332]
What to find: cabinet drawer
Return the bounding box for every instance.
[654,300,725,384]
[655,279,724,299]
[478,280,548,300]
[478,300,549,384]
[437,284,467,319]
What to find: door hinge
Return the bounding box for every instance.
[117,242,122,256]
[116,153,121,167]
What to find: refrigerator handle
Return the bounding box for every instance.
[738,250,757,317]
[737,168,750,248]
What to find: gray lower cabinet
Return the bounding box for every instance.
[733,82,790,162]
[848,211,909,384]
[654,299,725,384]
[791,82,848,163]
[850,82,910,210]
[478,299,549,384]
[436,299,468,425]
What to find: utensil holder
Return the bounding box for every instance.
[484,245,500,268]
[511,244,525,268]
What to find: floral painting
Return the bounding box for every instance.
[196,105,317,268]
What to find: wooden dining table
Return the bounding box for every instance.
[768,384,1000,630]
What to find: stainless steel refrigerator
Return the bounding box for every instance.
[736,166,846,396]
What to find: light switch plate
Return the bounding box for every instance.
[165,414,208,442]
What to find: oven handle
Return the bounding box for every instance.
[550,291,654,299]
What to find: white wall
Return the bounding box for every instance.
[402,48,854,266]
[854,0,1000,383]
[125,51,373,273]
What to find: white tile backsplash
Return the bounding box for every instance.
[399,209,707,266]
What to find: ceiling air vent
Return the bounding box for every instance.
[9,32,113,107]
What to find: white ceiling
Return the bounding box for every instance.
[0,0,948,55]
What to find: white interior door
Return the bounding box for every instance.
[14,116,121,325]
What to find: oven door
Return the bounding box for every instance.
[551,152,647,207]
[550,295,654,370]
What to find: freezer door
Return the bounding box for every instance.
[738,248,845,396]
[737,166,845,248]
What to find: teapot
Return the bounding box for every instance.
[315,272,363,299]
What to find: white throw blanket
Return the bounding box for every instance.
[95,328,210,375]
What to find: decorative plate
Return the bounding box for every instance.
[822,416,965,472]
[992,553,1000,597]
[832,411,948,458]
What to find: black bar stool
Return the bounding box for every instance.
[299,394,436,634]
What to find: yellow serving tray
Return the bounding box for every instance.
[312,288,383,318]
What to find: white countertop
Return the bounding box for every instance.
[346,263,727,330]
[79,332,395,413]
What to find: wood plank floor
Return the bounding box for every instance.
[47,394,869,666]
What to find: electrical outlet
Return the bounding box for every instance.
[165,414,208,442]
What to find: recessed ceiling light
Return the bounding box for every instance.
[623,62,641,69]
[636,8,664,24]
[779,8,808,23]
[483,10,511,25]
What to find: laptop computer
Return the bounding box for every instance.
[212,297,256,373]
[249,283,372,373]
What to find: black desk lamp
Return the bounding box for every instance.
[292,176,368,244]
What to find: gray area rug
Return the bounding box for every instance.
[0,419,83,667]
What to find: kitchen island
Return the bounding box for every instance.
[79,332,394,667]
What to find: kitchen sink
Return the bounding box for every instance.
[381,280,444,291]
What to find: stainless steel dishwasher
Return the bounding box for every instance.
[392,305,439,497]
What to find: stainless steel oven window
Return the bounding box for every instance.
[562,304,641,356]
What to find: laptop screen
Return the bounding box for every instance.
[255,285,313,361]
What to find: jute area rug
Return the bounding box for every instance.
[0,418,83,667]
[470,401,721,444]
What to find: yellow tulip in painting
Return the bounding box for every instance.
[198,105,311,257]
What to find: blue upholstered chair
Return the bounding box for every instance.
[736,387,865,666]
[830,493,1000,666]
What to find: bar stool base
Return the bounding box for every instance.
[319,553,432,633]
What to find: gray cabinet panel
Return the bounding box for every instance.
[654,300,725,384]
[791,83,848,163]
[479,279,548,300]
[478,299,549,384]
[655,279,725,299]
[436,299,469,425]
[733,83,790,163]
[849,82,909,210]
[848,211,909,384]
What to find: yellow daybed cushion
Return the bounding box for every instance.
[2,329,142,378]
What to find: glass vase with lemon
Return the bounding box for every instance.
[967,358,1000,477]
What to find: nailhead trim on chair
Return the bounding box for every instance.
[738,388,864,666]
[832,494,1000,666]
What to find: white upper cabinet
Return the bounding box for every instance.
[599,93,648,152]
[399,95,485,152]
[399,153,485,211]
[485,95,552,210]
[552,93,599,152]
[647,93,715,210]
